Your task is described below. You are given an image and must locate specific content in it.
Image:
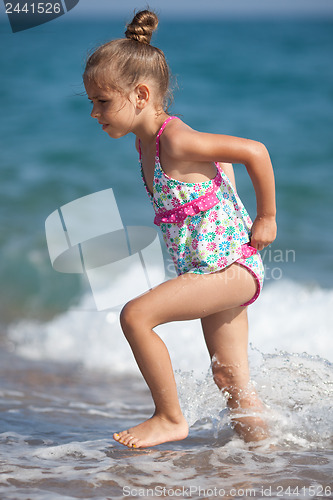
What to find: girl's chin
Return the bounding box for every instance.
[106,131,125,139]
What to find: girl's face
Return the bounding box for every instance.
[85,81,136,139]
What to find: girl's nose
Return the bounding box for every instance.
[91,105,100,119]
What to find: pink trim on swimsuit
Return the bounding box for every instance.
[139,116,179,166]
[155,116,176,159]
[239,261,262,306]
[154,169,222,225]
[236,244,262,306]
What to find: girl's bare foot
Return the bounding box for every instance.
[231,412,269,442]
[113,414,189,448]
[228,395,269,443]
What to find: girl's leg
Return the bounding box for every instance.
[114,264,257,448]
[201,307,268,443]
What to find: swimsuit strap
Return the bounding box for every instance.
[138,115,178,162]
[138,139,142,161]
[155,116,179,160]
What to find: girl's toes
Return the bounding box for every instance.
[122,434,135,446]
[114,432,128,445]
[114,432,133,447]
[127,436,139,448]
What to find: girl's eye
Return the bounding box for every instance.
[88,99,108,105]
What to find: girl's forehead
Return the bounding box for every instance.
[84,81,112,98]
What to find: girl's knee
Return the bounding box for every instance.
[120,300,137,334]
[120,298,152,336]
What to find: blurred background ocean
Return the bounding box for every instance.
[1,16,333,320]
[0,4,333,499]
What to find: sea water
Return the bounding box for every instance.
[0,17,333,500]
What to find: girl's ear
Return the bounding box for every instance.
[135,84,150,109]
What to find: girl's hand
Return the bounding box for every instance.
[250,215,277,251]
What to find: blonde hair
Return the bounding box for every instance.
[83,10,171,111]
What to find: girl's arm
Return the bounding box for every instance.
[163,124,277,250]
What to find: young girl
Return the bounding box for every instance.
[83,10,277,449]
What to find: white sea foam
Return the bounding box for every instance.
[7,278,333,375]
[248,279,333,360]
[33,442,106,461]
[6,277,333,450]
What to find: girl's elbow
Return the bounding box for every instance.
[251,141,270,161]
[245,141,271,168]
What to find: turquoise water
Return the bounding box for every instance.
[1,19,333,322]
[0,18,333,500]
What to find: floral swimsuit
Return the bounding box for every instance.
[139,116,264,306]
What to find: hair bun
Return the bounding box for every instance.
[125,10,159,45]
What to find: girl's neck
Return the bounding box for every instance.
[134,110,169,146]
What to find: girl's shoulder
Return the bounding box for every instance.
[160,118,198,160]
